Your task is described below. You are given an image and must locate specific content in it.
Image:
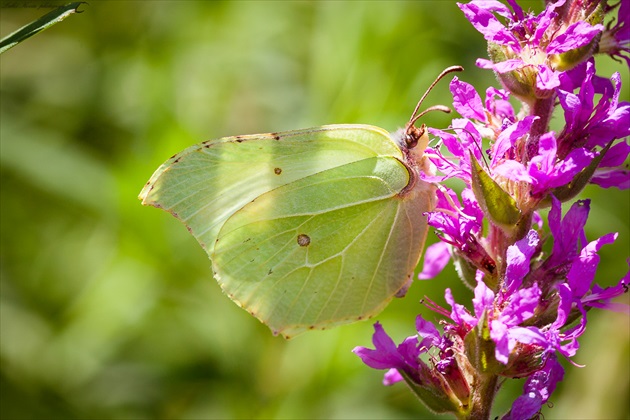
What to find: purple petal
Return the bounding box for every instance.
[548,198,590,266]
[445,288,477,327]
[510,355,565,419]
[531,1,562,46]
[458,2,519,48]
[504,230,539,293]
[485,87,515,121]
[508,326,548,347]
[353,323,402,370]
[528,131,558,185]
[583,263,630,312]
[415,315,441,343]
[418,242,452,280]
[536,65,560,91]
[451,77,487,122]
[383,368,403,385]
[476,58,495,69]
[547,21,604,54]
[510,393,543,420]
[567,232,618,298]
[492,116,537,166]
[599,141,630,167]
[492,59,527,73]
[505,0,523,20]
[501,283,541,325]
[553,283,573,329]
[473,278,495,319]
[589,168,630,189]
[557,90,582,129]
[535,147,594,192]
[493,160,533,183]
[490,320,511,364]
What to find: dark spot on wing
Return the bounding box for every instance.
[274,167,282,175]
[268,268,273,275]
[271,133,280,140]
[297,234,310,247]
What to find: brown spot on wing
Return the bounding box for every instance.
[297,234,310,247]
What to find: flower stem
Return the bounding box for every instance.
[526,95,555,160]
[461,373,499,420]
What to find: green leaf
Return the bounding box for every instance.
[0,2,86,55]
[469,151,521,233]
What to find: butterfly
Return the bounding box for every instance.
[139,66,462,338]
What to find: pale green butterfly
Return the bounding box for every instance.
[139,66,462,338]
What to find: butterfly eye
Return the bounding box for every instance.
[404,124,425,149]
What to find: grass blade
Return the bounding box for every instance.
[0,2,86,54]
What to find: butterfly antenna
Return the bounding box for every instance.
[408,65,464,125]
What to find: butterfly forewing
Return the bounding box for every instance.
[140,125,402,252]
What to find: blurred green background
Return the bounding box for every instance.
[1,1,628,419]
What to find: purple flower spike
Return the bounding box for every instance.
[358,2,629,418]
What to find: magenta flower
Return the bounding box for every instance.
[352,322,422,385]
[557,61,630,151]
[459,0,604,97]
[353,318,470,412]
[420,187,496,280]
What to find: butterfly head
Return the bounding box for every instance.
[403,65,464,154]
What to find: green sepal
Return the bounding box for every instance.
[399,370,463,415]
[487,43,536,104]
[464,311,504,375]
[0,2,86,55]
[452,251,479,290]
[539,140,614,208]
[549,33,601,71]
[469,151,521,234]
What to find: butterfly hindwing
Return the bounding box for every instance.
[213,155,419,336]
